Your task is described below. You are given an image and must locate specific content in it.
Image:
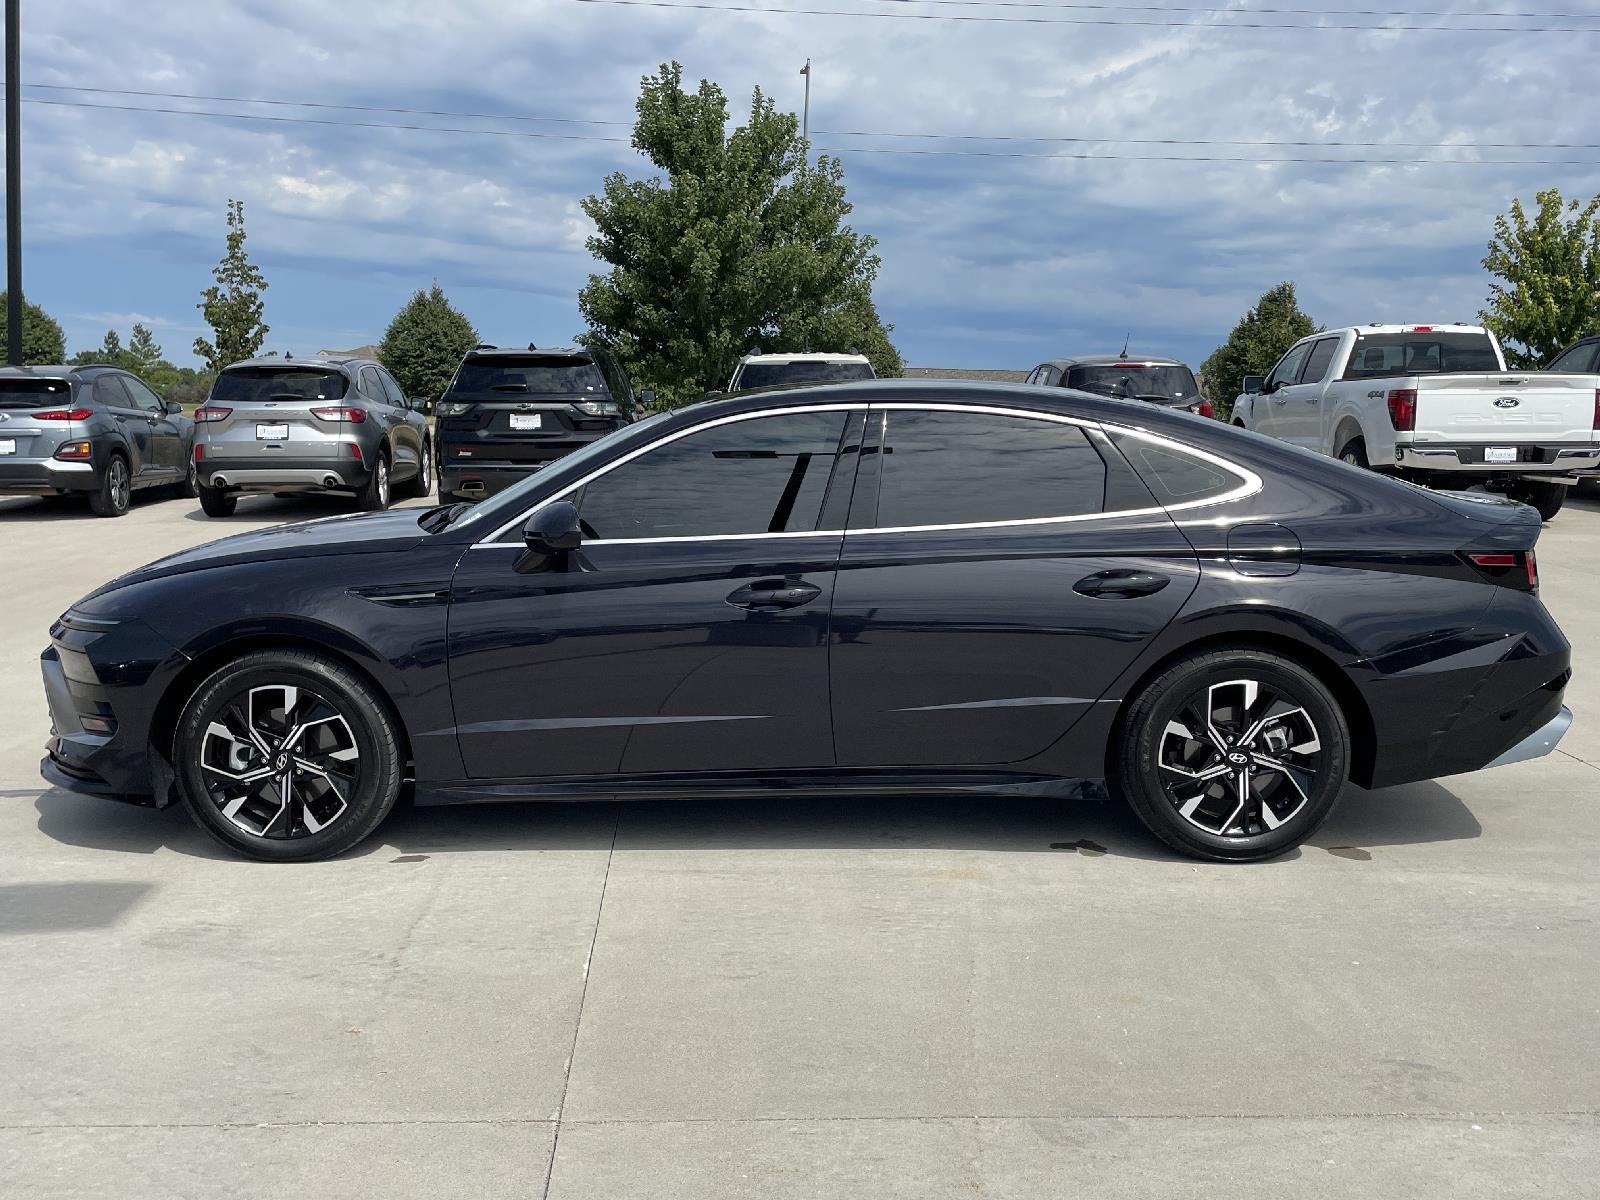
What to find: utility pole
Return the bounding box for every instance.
[799,58,811,143]
[5,0,20,365]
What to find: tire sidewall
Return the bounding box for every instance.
[1118,650,1350,861]
[174,655,402,861]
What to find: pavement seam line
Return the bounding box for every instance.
[540,801,622,1200]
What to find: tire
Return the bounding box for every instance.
[357,451,391,512]
[198,484,237,517]
[1110,648,1350,862]
[88,453,132,517]
[1513,480,1565,521]
[171,458,198,499]
[173,650,404,862]
[1337,437,1369,469]
[402,441,433,499]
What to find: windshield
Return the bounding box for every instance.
[733,361,874,390]
[450,356,609,396]
[1341,332,1501,379]
[449,409,677,532]
[0,377,73,409]
[212,367,349,403]
[1068,364,1198,400]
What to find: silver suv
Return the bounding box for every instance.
[192,355,432,517]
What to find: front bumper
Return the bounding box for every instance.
[0,458,96,494]
[1395,443,1600,473]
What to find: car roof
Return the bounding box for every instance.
[1039,355,1190,369]
[737,352,870,365]
[221,355,375,372]
[0,363,105,378]
[464,345,592,360]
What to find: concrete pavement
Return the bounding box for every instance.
[1,485,1597,1198]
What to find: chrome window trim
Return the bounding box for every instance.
[471,400,1261,549]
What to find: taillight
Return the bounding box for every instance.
[53,441,92,460]
[193,444,205,461]
[1386,388,1417,431]
[193,406,232,422]
[33,408,93,421]
[1189,399,1214,419]
[1465,550,1537,591]
[1592,388,1599,431]
[345,442,364,463]
[1527,548,1539,590]
[310,406,366,423]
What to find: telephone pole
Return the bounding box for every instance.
[5,0,21,365]
[799,58,811,143]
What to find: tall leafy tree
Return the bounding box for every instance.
[1481,188,1600,368]
[0,292,67,364]
[1200,282,1319,418]
[378,284,479,403]
[579,62,901,405]
[194,198,270,371]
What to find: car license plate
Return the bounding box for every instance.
[0,438,15,455]
[509,413,543,431]
[1485,446,1517,464]
[256,423,290,441]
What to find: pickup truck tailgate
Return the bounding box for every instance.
[1414,373,1597,443]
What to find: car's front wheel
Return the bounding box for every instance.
[1111,648,1350,861]
[173,650,404,861]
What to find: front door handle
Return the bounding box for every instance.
[726,578,823,610]
[1073,569,1171,599]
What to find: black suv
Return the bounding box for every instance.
[436,345,642,501]
[1026,355,1214,418]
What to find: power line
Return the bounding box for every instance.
[23,95,1600,165]
[569,0,1600,31]
[23,83,1600,151]
[853,0,1597,18]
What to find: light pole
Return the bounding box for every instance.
[799,58,810,143]
[5,0,20,365]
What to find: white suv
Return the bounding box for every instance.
[726,353,874,393]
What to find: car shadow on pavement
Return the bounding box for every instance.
[31,777,1480,864]
[179,494,359,523]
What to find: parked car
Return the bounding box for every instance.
[1232,324,1600,519]
[0,364,195,516]
[191,355,431,517]
[1026,355,1214,417]
[725,352,874,392]
[41,381,1570,864]
[436,345,636,501]
[1545,334,1600,483]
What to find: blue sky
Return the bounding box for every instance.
[11,0,1600,377]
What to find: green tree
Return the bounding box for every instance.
[1200,282,1319,419]
[128,323,165,377]
[1481,188,1600,368]
[579,62,900,405]
[194,198,269,371]
[378,284,479,403]
[0,292,67,364]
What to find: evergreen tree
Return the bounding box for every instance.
[378,284,479,404]
[194,199,270,371]
[1200,283,1319,418]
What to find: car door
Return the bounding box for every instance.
[829,403,1201,768]
[1252,341,1313,442]
[120,374,184,476]
[94,373,159,479]
[1274,336,1338,450]
[374,366,424,481]
[445,405,865,780]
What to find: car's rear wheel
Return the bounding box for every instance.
[198,483,236,517]
[88,453,131,517]
[171,458,199,499]
[402,441,433,499]
[174,650,403,862]
[1111,648,1350,861]
[357,452,391,512]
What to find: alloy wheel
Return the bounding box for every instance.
[1156,678,1326,837]
[109,458,130,510]
[197,683,361,838]
[376,459,389,506]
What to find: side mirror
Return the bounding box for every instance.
[637,388,657,408]
[165,399,184,414]
[1242,375,1264,395]
[704,389,725,400]
[522,501,583,556]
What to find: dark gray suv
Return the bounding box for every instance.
[192,355,432,517]
[0,365,195,516]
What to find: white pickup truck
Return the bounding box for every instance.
[1233,324,1600,519]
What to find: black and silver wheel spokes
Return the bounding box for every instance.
[199,684,360,839]
[1157,678,1324,838]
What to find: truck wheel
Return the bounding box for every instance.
[1337,438,1369,469]
[1513,480,1565,521]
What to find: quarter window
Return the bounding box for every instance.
[1120,440,1238,504]
[871,410,1106,527]
[573,410,852,540]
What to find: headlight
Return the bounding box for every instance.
[436,401,472,417]
[574,400,621,417]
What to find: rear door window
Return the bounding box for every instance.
[869,409,1106,528]
[96,375,137,408]
[452,356,608,396]
[1299,338,1338,383]
[212,368,349,404]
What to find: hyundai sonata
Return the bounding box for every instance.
[40,381,1572,862]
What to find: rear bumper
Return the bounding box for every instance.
[0,458,96,494]
[1485,705,1572,769]
[198,456,371,491]
[1395,442,1600,473]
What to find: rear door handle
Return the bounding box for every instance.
[1073,569,1171,599]
[726,578,823,610]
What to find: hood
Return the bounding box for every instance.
[84,508,430,599]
